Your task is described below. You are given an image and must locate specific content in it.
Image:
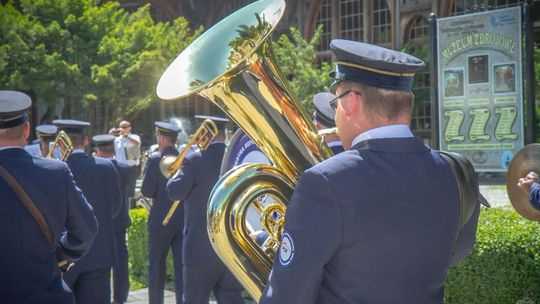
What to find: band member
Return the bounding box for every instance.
[141,121,183,304]
[25,124,58,157]
[166,115,244,304]
[260,40,483,303]
[312,92,344,154]
[0,91,97,303]
[53,119,122,304]
[93,134,134,304]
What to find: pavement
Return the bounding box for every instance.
[125,180,512,303]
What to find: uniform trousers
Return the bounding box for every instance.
[113,229,129,303]
[183,259,244,304]
[63,267,110,304]
[148,229,183,304]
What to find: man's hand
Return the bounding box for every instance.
[517,171,539,195]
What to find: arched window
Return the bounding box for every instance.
[372,0,391,45]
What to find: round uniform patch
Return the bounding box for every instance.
[279,232,295,267]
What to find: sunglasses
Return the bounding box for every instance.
[328,90,361,110]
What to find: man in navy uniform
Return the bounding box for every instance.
[93,134,134,304]
[53,119,123,304]
[518,171,540,210]
[167,115,244,304]
[260,40,484,303]
[141,121,183,304]
[0,90,98,303]
[25,124,58,157]
[312,92,344,154]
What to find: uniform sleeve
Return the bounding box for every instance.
[449,200,480,266]
[56,165,98,262]
[529,182,540,210]
[141,156,158,198]
[166,156,195,201]
[109,163,123,219]
[259,167,342,304]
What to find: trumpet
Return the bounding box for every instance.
[160,119,218,225]
[46,130,73,161]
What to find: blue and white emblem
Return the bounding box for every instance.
[279,232,295,267]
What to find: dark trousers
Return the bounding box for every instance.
[113,229,129,303]
[148,229,183,304]
[183,260,244,304]
[63,267,111,304]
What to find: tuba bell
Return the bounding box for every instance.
[157,0,332,299]
[47,130,73,161]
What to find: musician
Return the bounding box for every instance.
[53,119,123,304]
[260,40,483,303]
[0,91,97,303]
[93,134,134,304]
[312,92,344,154]
[517,171,540,210]
[25,124,57,157]
[166,115,244,304]
[141,121,183,304]
[115,120,141,208]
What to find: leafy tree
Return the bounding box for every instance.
[272,25,333,111]
[0,0,202,131]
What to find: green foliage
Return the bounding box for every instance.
[0,0,202,128]
[445,207,540,303]
[272,25,333,111]
[127,207,175,287]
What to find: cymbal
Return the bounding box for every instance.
[506,143,540,222]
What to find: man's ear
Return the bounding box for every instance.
[340,92,360,116]
[23,122,30,140]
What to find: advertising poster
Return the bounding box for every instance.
[437,6,523,172]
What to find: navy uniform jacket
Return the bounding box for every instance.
[142,146,183,233]
[0,148,98,303]
[166,142,225,264]
[260,137,480,304]
[328,142,344,154]
[66,152,122,271]
[111,158,133,230]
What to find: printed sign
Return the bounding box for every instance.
[437,7,523,171]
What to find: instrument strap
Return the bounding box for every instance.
[0,163,53,245]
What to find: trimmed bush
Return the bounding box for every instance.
[128,207,540,302]
[445,207,540,303]
[127,208,175,286]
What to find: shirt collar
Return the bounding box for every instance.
[351,124,413,147]
[72,149,86,155]
[327,141,342,148]
[0,146,24,152]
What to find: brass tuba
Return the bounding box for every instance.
[157,0,332,299]
[47,130,73,161]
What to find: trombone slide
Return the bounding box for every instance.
[162,200,181,226]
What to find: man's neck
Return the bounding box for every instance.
[0,139,25,148]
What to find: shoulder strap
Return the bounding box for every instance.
[0,163,53,245]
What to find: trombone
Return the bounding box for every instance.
[46,130,73,161]
[161,119,218,225]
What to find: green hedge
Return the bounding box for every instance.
[445,207,540,303]
[127,208,175,285]
[128,207,540,302]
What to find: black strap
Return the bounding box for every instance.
[0,163,53,245]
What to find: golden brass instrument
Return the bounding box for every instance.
[160,119,218,225]
[159,119,218,179]
[157,0,332,299]
[46,130,73,161]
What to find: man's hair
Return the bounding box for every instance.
[97,144,115,155]
[342,81,414,121]
[0,124,25,141]
[119,120,131,128]
[160,133,177,144]
[67,133,85,147]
